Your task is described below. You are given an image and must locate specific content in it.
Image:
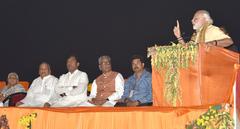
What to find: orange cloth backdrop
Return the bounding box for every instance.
[152,44,239,106]
[236,65,240,120]
[0,107,211,129]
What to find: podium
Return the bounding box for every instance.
[151,43,239,107]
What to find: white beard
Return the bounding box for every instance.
[193,23,202,30]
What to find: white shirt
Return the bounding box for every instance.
[88,73,124,106]
[50,69,89,107]
[20,75,58,107]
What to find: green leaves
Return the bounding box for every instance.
[186,105,234,129]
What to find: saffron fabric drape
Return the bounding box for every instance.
[0,106,212,129]
[152,44,239,106]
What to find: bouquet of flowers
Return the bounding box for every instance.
[186,105,234,129]
[18,113,37,129]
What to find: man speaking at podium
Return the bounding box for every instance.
[173,10,233,47]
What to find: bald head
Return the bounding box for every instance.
[39,62,51,78]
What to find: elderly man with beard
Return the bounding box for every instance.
[173,10,233,47]
[115,55,152,107]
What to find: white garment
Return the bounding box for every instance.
[195,25,231,43]
[20,75,58,107]
[237,112,240,129]
[81,73,124,107]
[79,101,114,107]
[50,69,89,107]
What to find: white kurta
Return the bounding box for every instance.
[80,73,124,107]
[20,75,58,107]
[49,69,89,107]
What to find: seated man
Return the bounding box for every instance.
[173,10,233,47]
[82,55,124,107]
[44,55,89,107]
[115,55,152,107]
[16,62,58,107]
[0,72,26,106]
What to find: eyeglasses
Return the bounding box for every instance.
[99,62,111,65]
[8,77,18,80]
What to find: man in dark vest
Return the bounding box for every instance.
[81,55,124,107]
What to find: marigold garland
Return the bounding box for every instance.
[148,42,198,106]
[185,105,234,129]
[18,113,37,129]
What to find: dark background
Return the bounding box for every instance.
[0,1,239,82]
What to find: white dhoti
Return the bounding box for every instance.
[51,95,87,107]
[0,102,3,107]
[78,100,116,107]
[20,96,50,107]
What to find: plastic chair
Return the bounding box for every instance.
[87,83,92,96]
[0,81,6,90]
[18,81,30,91]
[1,81,29,91]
